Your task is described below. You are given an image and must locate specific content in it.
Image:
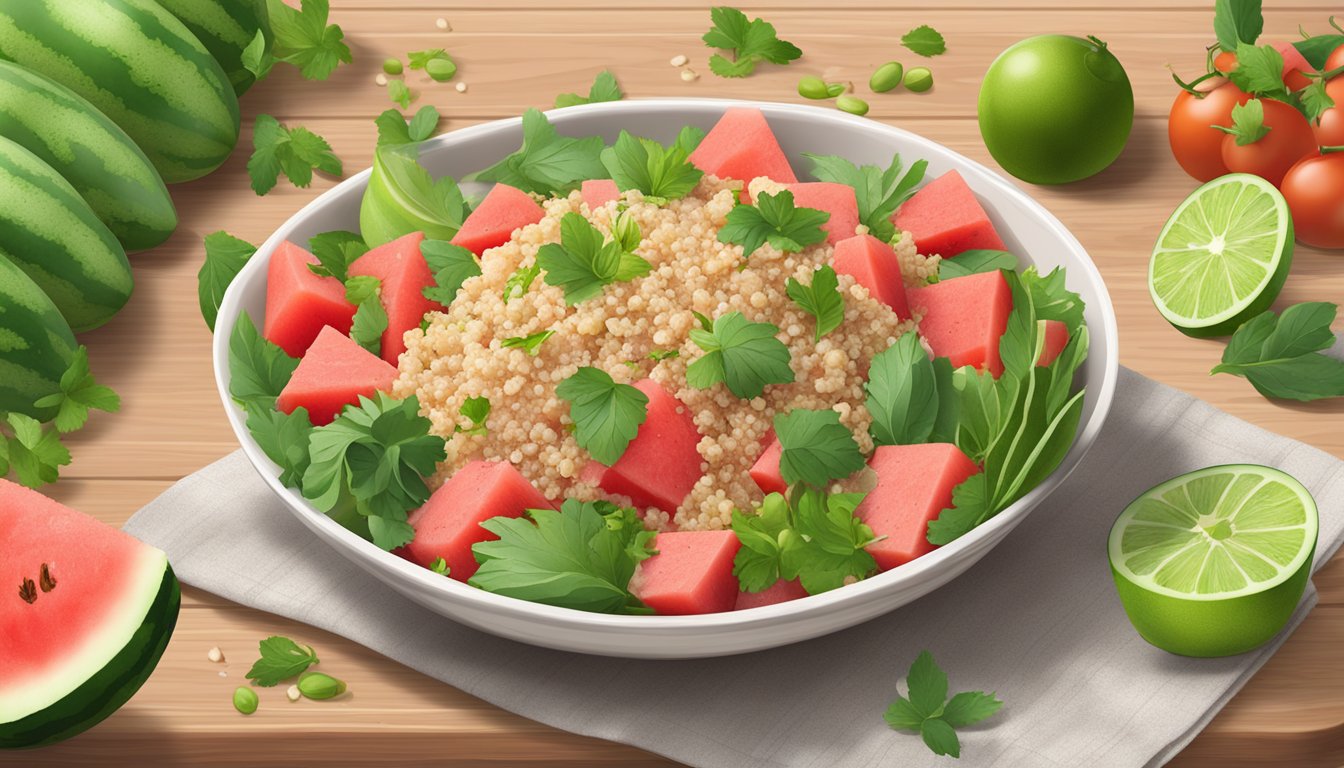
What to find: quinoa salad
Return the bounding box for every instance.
[229,106,1090,616]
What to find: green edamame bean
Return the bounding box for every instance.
[797,76,832,100]
[426,57,457,82]
[869,61,904,93]
[233,687,259,715]
[826,82,847,98]
[904,67,934,93]
[836,95,870,116]
[383,58,403,75]
[297,672,348,700]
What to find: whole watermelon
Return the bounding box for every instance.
[155,0,271,96]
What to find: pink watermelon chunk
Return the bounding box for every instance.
[276,325,398,426]
[908,270,1013,376]
[1273,41,1312,90]
[348,231,442,365]
[634,530,742,615]
[856,443,980,571]
[688,107,798,185]
[263,240,356,357]
[398,461,552,582]
[893,170,1007,258]
[832,234,911,318]
[784,182,859,245]
[587,379,704,514]
[581,179,620,209]
[1038,319,1069,367]
[735,578,808,610]
[749,438,787,496]
[450,183,545,256]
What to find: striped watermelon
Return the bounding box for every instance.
[0,136,133,333]
[0,253,77,422]
[155,0,271,96]
[0,0,241,184]
[0,61,176,252]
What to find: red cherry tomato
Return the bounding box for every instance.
[1281,153,1344,249]
[1168,82,1252,181]
[1314,78,1344,148]
[1220,98,1319,186]
[1326,43,1344,73]
[1213,50,1238,75]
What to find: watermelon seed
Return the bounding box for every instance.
[39,563,56,592]
[18,578,37,604]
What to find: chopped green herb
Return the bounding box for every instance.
[455,396,490,436]
[421,240,481,305]
[556,367,649,466]
[198,231,258,330]
[429,556,450,575]
[0,414,71,489]
[611,211,642,252]
[804,152,926,242]
[264,0,352,80]
[537,212,652,304]
[702,6,802,78]
[686,312,794,399]
[691,310,714,333]
[306,230,368,283]
[246,635,319,687]
[1212,302,1344,401]
[555,70,624,108]
[901,25,947,57]
[731,488,879,595]
[228,312,299,412]
[32,347,120,434]
[248,114,342,196]
[1300,79,1336,124]
[885,651,1003,758]
[503,263,541,302]
[773,408,866,488]
[501,329,555,356]
[387,79,413,109]
[649,348,681,362]
[786,265,845,341]
[474,109,607,196]
[717,190,830,259]
[600,130,704,202]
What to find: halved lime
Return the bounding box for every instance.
[1108,464,1317,657]
[1148,174,1293,338]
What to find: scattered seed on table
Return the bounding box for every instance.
[836,95,870,116]
[681,69,699,82]
[455,81,468,93]
[218,670,227,678]
[287,685,302,703]
[435,17,450,30]
[904,67,934,93]
[870,61,904,93]
[670,54,688,67]
[206,646,224,663]
[375,73,388,87]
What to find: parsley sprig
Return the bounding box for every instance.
[1212,301,1344,401]
[786,265,844,341]
[774,408,866,489]
[474,109,607,196]
[718,190,829,259]
[248,115,342,196]
[34,347,121,434]
[702,6,802,78]
[555,70,624,108]
[804,153,927,243]
[556,367,649,466]
[537,212,651,305]
[731,488,880,595]
[686,312,794,399]
[0,414,71,489]
[422,239,481,305]
[600,131,704,203]
[306,230,369,283]
[884,651,1003,758]
[258,0,352,81]
[246,636,319,687]
[345,277,388,357]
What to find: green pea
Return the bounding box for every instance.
[826,82,847,98]
[383,58,404,75]
[426,57,457,82]
[904,67,934,93]
[869,61,904,93]
[233,686,259,715]
[797,76,832,100]
[836,95,870,116]
[297,671,347,700]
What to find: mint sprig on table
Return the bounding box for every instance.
[246,636,320,687]
[474,109,607,196]
[537,212,651,305]
[248,115,342,196]
[555,367,649,466]
[555,70,624,108]
[600,130,704,202]
[0,414,71,489]
[901,25,947,57]
[252,0,353,81]
[702,6,802,78]
[718,190,830,259]
[885,651,1003,758]
[1212,302,1344,401]
[731,488,880,595]
[686,312,795,399]
[34,347,121,434]
[805,153,926,243]
[786,265,845,342]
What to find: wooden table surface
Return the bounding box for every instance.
[11,1,1344,765]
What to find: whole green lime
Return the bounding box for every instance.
[978,35,1134,184]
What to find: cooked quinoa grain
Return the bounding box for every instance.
[395,176,924,531]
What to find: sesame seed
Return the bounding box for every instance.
[670,54,688,67]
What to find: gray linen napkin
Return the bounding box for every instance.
[125,366,1344,768]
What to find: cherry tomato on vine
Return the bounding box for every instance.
[1326,43,1344,73]
[1281,153,1344,249]
[1313,78,1344,148]
[1168,82,1251,181]
[1220,98,1318,186]
[1213,50,1238,75]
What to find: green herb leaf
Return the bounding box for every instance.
[248,115,342,195]
[537,212,651,305]
[1212,302,1344,401]
[1214,0,1264,52]
[649,348,681,362]
[1,414,70,489]
[885,650,1003,759]
[31,347,120,433]
[306,230,368,283]
[469,499,655,614]
[387,79,413,109]
[675,125,707,154]
[786,265,845,341]
[687,312,794,399]
[718,190,830,259]
[921,718,961,758]
[555,70,624,108]
[730,493,793,592]
[198,232,257,330]
[503,263,541,302]
[241,29,274,80]
[866,334,938,446]
[1294,33,1344,69]
[556,367,650,465]
[375,105,440,147]
[474,109,607,196]
[1229,42,1290,101]
[785,488,878,593]
[901,25,947,57]
[1215,98,1271,145]
[245,406,314,487]
[429,557,450,575]
[941,690,1005,728]
[502,329,555,356]
[362,144,467,245]
[1301,79,1336,123]
[265,0,352,80]
[937,250,1017,280]
[702,6,802,78]
[456,396,490,436]
[773,408,865,488]
[804,153,926,242]
[348,281,388,358]
[421,240,481,305]
[600,130,704,202]
[246,635,320,687]
[228,312,299,411]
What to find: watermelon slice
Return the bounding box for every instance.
[688,107,798,185]
[735,578,808,611]
[749,438,787,496]
[263,240,356,358]
[856,443,980,571]
[832,234,912,318]
[276,326,399,426]
[908,270,1013,376]
[784,182,859,245]
[0,480,180,749]
[1273,42,1312,91]
[347,231,443,365]
[634,531,742,615]
[893,170,1007,258]
[581,179,620,209]
[398,461,552,582]
[1038,319,1069,368]
[450,183,545,256]
[586,379,704,514]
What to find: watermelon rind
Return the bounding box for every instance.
[156,0,271,97]
[0,60,177,252]
[0,136,133,332]
[0,0,242,184]
[0,252,78,422]
[0,563,180,750]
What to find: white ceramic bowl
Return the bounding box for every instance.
[214,99,1119,658]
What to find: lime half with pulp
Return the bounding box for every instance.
[1108,464,1317,657]
[1148,174,1293,338]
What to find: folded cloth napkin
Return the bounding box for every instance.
[125,367,1344,768]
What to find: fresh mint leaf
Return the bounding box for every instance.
[1213,302,1344,401]
[804,153,926,242]
[474,109,607,196]
[937,250,1016,280]
[246,406,314,487]
[774,409,865,488]
[1214,0,1264,51]
[942,690,1005,728]
[703,6,802,78]
[422,240,481,305]
[555,70,624,108]
[246,635,319,687]
[265,0,352,80]
[901,25,947,57]
[503,263,541,302]
[1,414,70,489]
[348,279,388,358]
[537,212,651,304]
[718,190,830,259]
[921,718,961,758]
[501,329,555,356]
[1214,98,1270,145]
[306,230,368,283]
[556,367,649,466]
[387,79,413,109]
[32,347,120,433]
[248,115,342,195]
[907,649,949,715]
[362,144,467,245]
[786,265,845,341]
[600,130,704,202]
[866,334,938,446]
[455,396,490,436]
[228,312,299,411]
[885,650,1003,759]
[686,312,794,399]
[198,231,257,330]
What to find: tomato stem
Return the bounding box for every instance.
[1171,69,1221,96]
[1321,145,1344,155]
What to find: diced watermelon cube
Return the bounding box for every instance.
[276,325,398,426]
[450,183,545,256]
[785,182,859,245]
[587,379,704,514]
[856,443,980,571]
[348,231,442,365]
[1037,319,1069,367]
[893,170,1007,258]
[1273,42,1312,91]
[634,530,742,615]
[689,107,798,185]
[908,270,1013,376]
[734,578,808,611]
[832,234,911,318]
[398,461,552,582]
[749,438,786,496]
[581,179,620,209]
[263,240,356,357]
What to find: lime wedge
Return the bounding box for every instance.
[1107,464,1317,657]
[1148,174,1293,338]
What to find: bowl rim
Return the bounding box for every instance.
[213,97,1120,632]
